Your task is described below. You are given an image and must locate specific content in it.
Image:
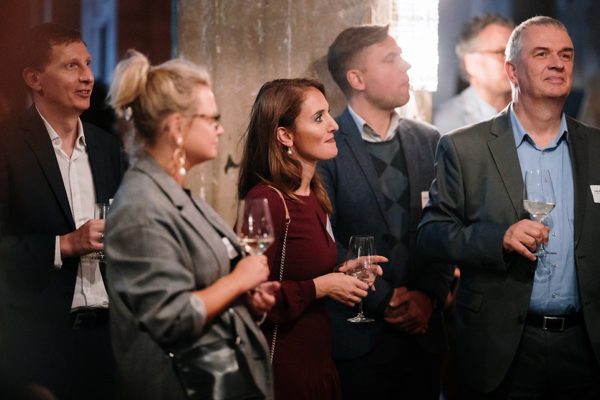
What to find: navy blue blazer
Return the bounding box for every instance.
[317,108,453,359]
[0,106,126,380]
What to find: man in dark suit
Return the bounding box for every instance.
[318,25,453,399]
[418,16,600,399]
[0,24,126,399]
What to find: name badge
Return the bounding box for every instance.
[221,237,239,260]
[421,191,430,209]
[591,185,600,203]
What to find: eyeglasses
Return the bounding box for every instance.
[190,113,221,129]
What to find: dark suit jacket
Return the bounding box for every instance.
[417,107,600,392]
[0,106,126,385]
[317,108,453,359]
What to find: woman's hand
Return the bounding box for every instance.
[245,281,280,315]
[313,273,369,307]
[231,255,270,292]
[337,255,386,291]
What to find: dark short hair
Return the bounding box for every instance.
[21,23,83,71]
[455,14,514,81]
[327,25,389,97]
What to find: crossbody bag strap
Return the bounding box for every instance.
[266,185,290,363]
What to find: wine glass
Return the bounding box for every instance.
[236,198,275,256]
[523,169,556,256]
[345,235,377,323]
[91,202,110,260]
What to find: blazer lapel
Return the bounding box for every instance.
[190,196,240,254]
[338,109,391,232]
[20,108,75,229]
[397,120,429,232]
[487,109,525,220]
[84,125,110,203]
[566,117,588,248]
[136,158,234,276]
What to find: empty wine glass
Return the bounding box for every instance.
[345,235,377,323]
[236,198,275,256]
[523,169,556,256]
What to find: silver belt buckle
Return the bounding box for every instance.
[542,316,566,332]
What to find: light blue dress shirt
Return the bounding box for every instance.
[510,105,579,315]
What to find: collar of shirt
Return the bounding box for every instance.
[509,103,569,150]
[37,107,87,155]
[347,104,401,143]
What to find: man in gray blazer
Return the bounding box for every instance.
[318,25,453,399]
[418,16,600,398]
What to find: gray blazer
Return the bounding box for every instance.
[417,107,600,392]
[105,157,273,400]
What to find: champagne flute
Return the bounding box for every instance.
[345,235,377,323]
[523,169,556,256]
[236,198,275,256]
[92,202,110,260]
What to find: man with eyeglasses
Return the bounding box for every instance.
[434,14,514,134]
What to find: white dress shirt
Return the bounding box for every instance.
[39,110,109,310]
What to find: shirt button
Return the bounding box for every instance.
[552,232,556,237]
[552,292,558,298]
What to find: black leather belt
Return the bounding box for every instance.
[525,311,582,332]
[70,308,108,330]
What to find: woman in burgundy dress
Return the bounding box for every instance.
[238,78,383,400]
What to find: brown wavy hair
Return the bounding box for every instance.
[238,78,333,215]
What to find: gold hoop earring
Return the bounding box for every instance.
[173,137,187,177]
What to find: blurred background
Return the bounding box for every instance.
[1,0,597,221]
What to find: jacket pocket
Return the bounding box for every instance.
[456,286,483,313]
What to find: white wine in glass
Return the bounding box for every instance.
[236,198,275,256]
[345,235,376,323]
[523,169,556,256]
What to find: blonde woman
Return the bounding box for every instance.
[105,50,277,400]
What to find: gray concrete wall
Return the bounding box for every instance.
[176,0,428,223]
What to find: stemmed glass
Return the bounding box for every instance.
[345,235,377,323]
[236,198,275,256]
[523,169,556,256]
[92,202,110,260]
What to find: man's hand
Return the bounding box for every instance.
[59,219,105,258]
[503,219,549,261]
[384,287,433,334]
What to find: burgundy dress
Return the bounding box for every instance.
[245,184,341,400]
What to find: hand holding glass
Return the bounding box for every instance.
[344,235,377,323]
[523,169,556,256]
[236,198,275,256]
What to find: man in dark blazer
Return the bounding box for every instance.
[318,25,453,399]
[0,24,126,399]
[418,16,600,398]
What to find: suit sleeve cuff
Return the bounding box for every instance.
[189,294,207,335]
